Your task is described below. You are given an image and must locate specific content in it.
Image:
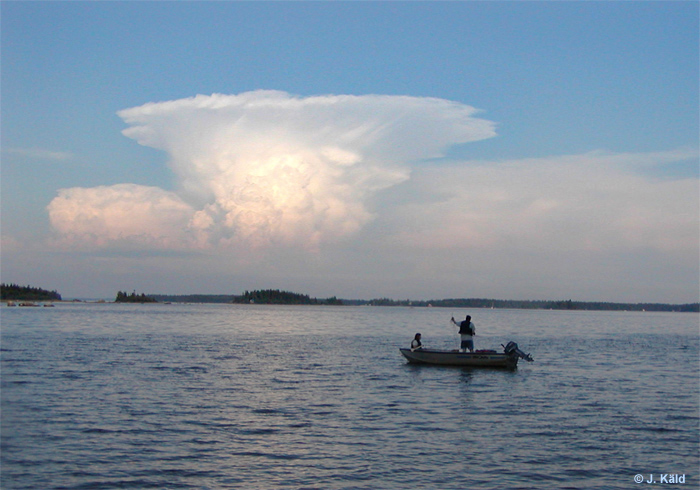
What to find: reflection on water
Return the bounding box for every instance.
[1,304,698,489]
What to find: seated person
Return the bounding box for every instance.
[410,333,423,351]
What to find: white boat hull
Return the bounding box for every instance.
[399,348,519,369]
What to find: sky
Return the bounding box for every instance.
[1,1,698,303]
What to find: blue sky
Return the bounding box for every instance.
[2,1,698,302]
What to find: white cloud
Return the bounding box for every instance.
[48,91,496,250]
[47,184,196,249]
[382,149,699,254]
[5,147,74,161]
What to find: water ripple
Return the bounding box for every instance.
[1,304,697,489]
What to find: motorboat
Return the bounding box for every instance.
[399,341,533,369]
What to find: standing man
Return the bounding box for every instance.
[451,315,475,352]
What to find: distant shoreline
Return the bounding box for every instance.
[146,294,699,313]
[2,284,697,313]
[3,298,697,313]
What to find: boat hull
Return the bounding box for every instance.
[399,348,518,369]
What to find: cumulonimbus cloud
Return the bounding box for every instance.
[47,91,497,250]
[46,91,697,265]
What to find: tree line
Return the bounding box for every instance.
[138,289,700,312]
[1,283,62,301]
[115,291,157,303]
[232,289,343,305]
[4,283,693,311]
[343,297,698,312]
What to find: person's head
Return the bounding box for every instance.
[466,315,471,322]
[414,333,421,340]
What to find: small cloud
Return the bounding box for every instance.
[5,147,74,161]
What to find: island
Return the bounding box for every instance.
[1,283,62,301]
[232,289,343,305]
[115,291,158,303]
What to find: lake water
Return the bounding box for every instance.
[1,303,698,489]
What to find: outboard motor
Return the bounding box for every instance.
[503,341,534,362]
